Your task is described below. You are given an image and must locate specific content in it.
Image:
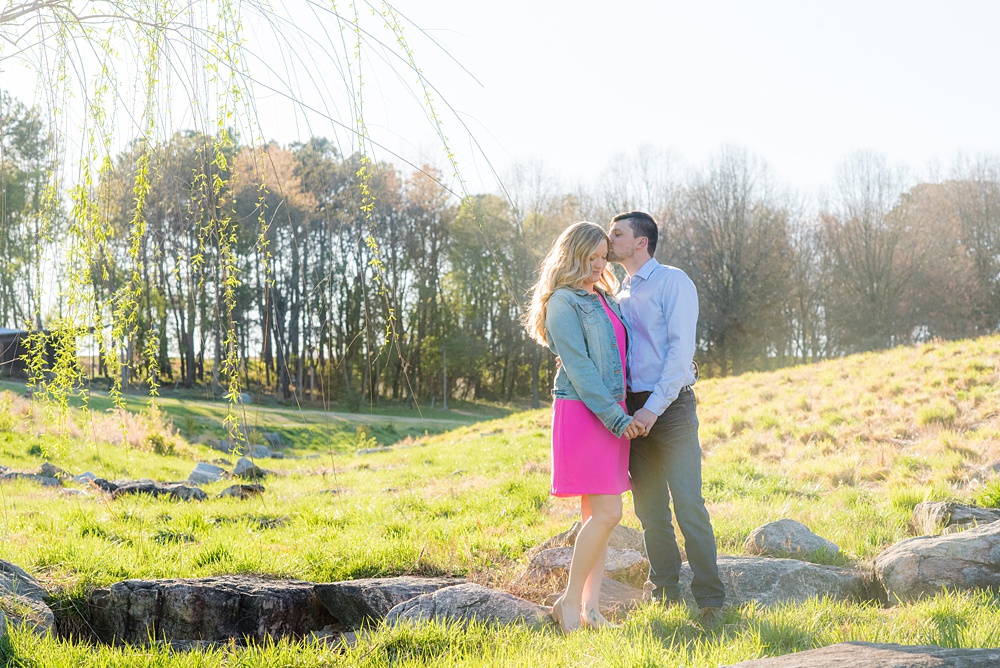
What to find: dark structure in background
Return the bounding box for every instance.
[0,328,28,378]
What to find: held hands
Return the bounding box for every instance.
[623,421,643,439]
[628,408,659,438]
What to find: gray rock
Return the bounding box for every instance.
[206,439,237,454]
[233,457,268,480]
[744,519,840,560]
[681,556,879,608]
[72,471,97,483]
[87,576,336,645]
[314,576,462,628]
[723,641,1000,667]
[261,432,283,447]
[105,479,208,502]
[534,522,646,557]
[236,392,252,404]
[217,484,264,499]
[912,501,1000,536]
[0,560,54,638]
[248,445,274,459]
[0,471,60,487]
[188,462,227,485]
[38,462,69,479]
[384,583,547,628]
[356,446,391,456]
[875,521,1000,604]
[522,547,648,589]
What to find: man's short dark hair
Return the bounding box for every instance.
[612,211,658,256]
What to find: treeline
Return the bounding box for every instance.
[2,102,999,406]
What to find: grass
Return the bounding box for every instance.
[0,335,999,665]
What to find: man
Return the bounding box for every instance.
[607,210,726,628]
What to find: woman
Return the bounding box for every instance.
[524,221,642,633]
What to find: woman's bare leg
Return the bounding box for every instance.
[560,493,622,629]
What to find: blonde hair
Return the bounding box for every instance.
[523,221,619,346]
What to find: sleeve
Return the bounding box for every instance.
[546,292,633,437]
[644,272,698,416]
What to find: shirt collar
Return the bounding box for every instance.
[634,257,660,282]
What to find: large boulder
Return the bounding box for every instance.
[522,547,648,588]
[875,522,1000,603]
[680,556,879,608]
[911,501,1000,536]
[723,641,1000,667]
[744,519,839,560]
[0,560,54,638]
[384,583,547,628]
[88,576,336,645]
[314,576,462,628]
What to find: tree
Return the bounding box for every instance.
[673,147,792,375]
[820,152,912,353]
[0,92,51,329]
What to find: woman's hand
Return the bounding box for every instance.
[623,422,643,440]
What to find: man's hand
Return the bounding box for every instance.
[632,407,659,436]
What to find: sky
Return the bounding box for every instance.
[3,1,1000,199]
[377,0,1000,196]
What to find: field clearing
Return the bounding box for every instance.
[1,336,1000,665]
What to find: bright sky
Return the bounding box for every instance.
[3,1,1000,199]
[382,0,1000,195]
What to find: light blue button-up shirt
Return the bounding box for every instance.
[619,258,698,416]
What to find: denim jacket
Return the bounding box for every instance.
[545,286,633,438]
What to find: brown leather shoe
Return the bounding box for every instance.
[698,606,725,629]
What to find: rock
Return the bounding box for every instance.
[236,392,252,404]
[218,484,265,499]
[534,522,646,557]
[543,578,644,618]
[384,583,547,628]
[522,547,648,588]
[722,641,1000,667]
[356,447,391,456]
[38,462,69,480]
[912,501,1000,535]
[248,445,274,459]
[87,576,336,645]
[0,560,54,638]
[188,463,227,485]
[744,519,840,560]
[875,521,1000,604]
[233,457,268,480]
[261,432,283,447]
[314,576,463,628]
[0,471,60,487]
[680,556,879,608]
[206,439,237,454]
[72,471,97,483]
[104,479,208,502]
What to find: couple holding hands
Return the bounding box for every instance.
[523,212,725,633]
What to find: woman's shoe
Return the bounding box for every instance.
[550,596,581,634]
[581,607,620,630]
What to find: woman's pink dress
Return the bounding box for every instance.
[550,294,631,497]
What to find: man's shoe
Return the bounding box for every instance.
[698,606,724,629]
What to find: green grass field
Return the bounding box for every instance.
[1,336,999,665]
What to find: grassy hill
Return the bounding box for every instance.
[1,336,999,665]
